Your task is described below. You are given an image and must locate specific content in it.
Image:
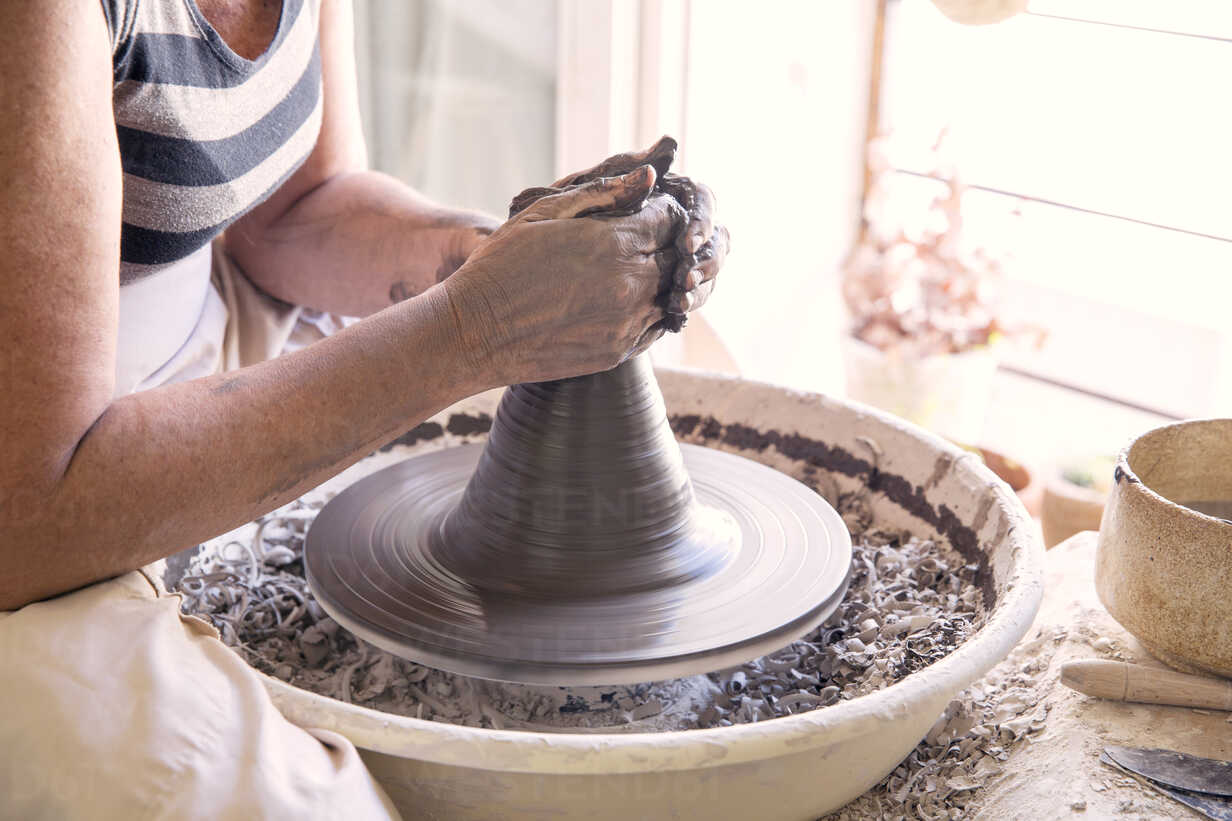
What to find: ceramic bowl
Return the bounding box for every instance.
[1096,418,1232,677]
[236,368,1043,820]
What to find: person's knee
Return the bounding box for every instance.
[0,572,398,820]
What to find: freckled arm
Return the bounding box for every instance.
[0,0,497,610]
[229,171,499,315]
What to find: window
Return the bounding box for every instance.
[881,0,1232,430]
[350,1,1222,463]
[353,0,558,217]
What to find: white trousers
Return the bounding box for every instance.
[0,569,400,820]
[0,243,397,820]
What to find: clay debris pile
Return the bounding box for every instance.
[824,626,1058,821]
[177,482,987,733]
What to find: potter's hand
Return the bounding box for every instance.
[522,136,730,322]
[443,165,685,384]
[548,135,679,188]
[655,176,728,318]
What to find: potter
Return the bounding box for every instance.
[0,1,729,817]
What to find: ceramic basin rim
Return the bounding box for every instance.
[1117,417,1232,529]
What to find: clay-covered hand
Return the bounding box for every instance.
[512,136,729,333]
[442,166,686,385]
[655,175,728,321]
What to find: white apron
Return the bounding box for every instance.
[1,242,394,820]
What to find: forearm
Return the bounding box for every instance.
[226,170,499,316]
[1,286,488,609]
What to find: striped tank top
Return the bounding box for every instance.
[100,0,323,394]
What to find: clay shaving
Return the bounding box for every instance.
[824,625,1057,820]
[176,458,1046,814]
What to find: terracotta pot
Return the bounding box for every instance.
[1041,476,1106,548]
[205,368,1044,821]
[1096,419,1232,677]
[977,446,1041,518]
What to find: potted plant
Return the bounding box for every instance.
[840,134,1032,445]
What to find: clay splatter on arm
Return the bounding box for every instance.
[434,254,469,284]
[389,280,414,304]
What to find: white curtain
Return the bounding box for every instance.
[353,0,558,218]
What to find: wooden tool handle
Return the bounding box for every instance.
[1061,659,1232,711]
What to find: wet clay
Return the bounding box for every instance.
[304,356,851,684]
[436,354,726,597]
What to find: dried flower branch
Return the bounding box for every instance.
[843,133,1039,358]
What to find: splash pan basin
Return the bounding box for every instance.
[184,368,1044,820]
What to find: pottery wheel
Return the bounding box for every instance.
[306,444,850,685]
[305,356,852,685]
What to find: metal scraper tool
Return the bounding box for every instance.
[1100,746,1232,821]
